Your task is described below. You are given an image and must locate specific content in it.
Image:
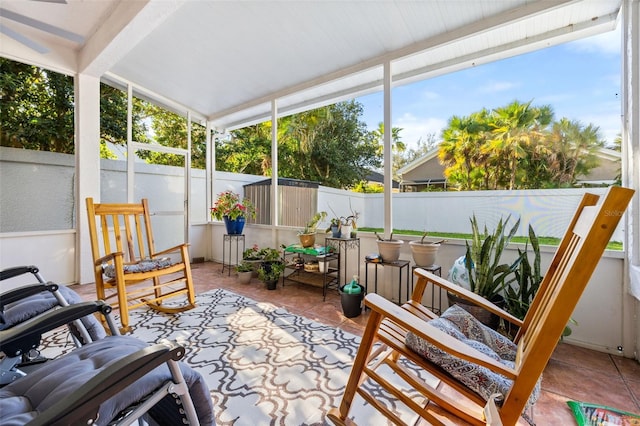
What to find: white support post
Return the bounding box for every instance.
[127,84,134,202]
[74,73,101,285]
[621,0,640,359]
[271,99,279,244]
[383,61,393,239]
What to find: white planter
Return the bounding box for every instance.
[376,239,404,262]
[341,225,352,238]
[409,241,441,266]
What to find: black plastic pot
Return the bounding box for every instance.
[339,284,364,318]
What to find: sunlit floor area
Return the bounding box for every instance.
[70,261,640,424]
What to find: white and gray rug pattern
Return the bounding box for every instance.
[41,289,434,425]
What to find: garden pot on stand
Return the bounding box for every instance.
[223,216,246,235]
[376,240,404,262]
[409,241,440,267]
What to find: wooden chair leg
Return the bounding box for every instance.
[327,309,384,425]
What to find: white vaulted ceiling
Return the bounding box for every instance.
[0,0,622,129]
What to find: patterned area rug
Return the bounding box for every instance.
[41,289,437,425]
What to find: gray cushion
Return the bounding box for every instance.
[1,285,106,342]
[103,257,172,279]
[0,335,215,426]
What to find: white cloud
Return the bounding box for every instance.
[568,27,621,55]
[477,80,518,94]
[394,112,447,148]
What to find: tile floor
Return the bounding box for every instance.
[71,261,640,424]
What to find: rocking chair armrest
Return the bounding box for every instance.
[152,243,190,257]
[93,252,124,266]
[365,293,517,379]
[27,341,187,426]
[413,268,523,328]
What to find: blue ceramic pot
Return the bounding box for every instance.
[223,216,246,235]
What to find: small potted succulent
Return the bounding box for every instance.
[236,261,254,284]
[297,211,327,247]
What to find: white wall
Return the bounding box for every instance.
[0,147,634,356]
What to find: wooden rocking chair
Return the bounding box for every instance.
[328,186,634,426]
[86,198,196,333]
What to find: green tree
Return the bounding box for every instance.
[439,111,491,190]
[486,100,553,189]
[1,58,74,152]
[545,118,603,186]
[219,101,380,189]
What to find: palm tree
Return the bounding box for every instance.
[486,100,553,189]
[546,118,603,186]
[439,110,491,189]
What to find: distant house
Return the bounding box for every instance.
[396,147,447,192]
[575,147,621,187]
[365,170,400,191]
[396,146,621,192]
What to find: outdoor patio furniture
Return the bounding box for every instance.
[0,300,214,426]
[85,198,196,333]
[0,265,106,385]
[328,186,634,425]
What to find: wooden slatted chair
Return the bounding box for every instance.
[328,186,634,426]
[86,198,196,333]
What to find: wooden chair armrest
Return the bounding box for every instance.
[413,268,523,328]
[93,252,124,266]
[366,293,517,379]
[152,243,190,257]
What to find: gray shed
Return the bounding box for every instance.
[243,178,319,227]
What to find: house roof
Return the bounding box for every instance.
[1,0,622,130]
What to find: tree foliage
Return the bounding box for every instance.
[1,58,74,152]
[438,100,604,190]
[217,101,381,189]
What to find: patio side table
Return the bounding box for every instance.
[221,234,245,276]
[325,237,360,290]
[364,259,410,305]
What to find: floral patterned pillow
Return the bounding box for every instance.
[405,304,540,407]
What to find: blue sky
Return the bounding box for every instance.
[355,27,621,150]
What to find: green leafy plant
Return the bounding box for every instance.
[298,211,327,235]
[258,247,281,262]
[464,215,521,301]
[235,261,255,273]
[257,260,285,282]
[503,224,541,320]
[243,244,262,260]
[502,224,575,337]
[210,191,256,221]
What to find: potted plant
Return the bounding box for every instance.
[327,218,342,238]
[257,259,285,290]
[210,191,256,235]
[236,261,254,284]
[297,211,327,247]
[409,231,443,267]
[448,215,521,328]
[375,232,404,262]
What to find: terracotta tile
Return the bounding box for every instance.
[543,357,638,413]
[551,342,619,375]
[70,261,640,422]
